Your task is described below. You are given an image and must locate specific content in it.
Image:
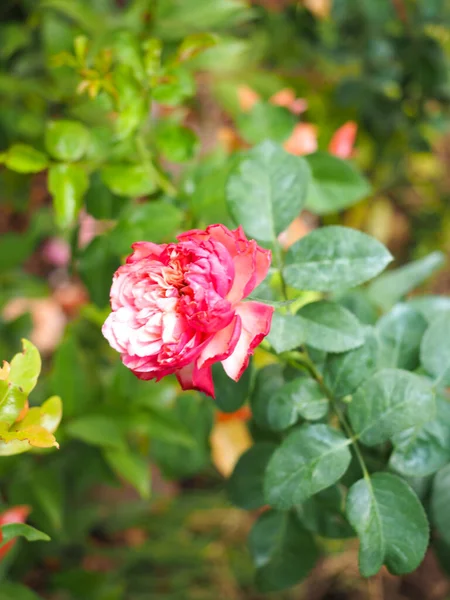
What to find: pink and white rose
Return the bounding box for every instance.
[102,224,274,397]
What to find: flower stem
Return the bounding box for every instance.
[288,350,371,482]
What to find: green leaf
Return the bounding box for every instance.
[45,120,90,162]
[228,442,276,510]
[296,485,354,539]
[431,463,450,545]
[0,522,50,545]
[176,32,218,62]
[324,328,379,398]
[213,361,251,413]
[249,510,319,592]
[265,311,305,353]
[377,304,427,370]
[236,103,296,145]
[103,447,151,499]
[348,369,435,446]
[304,152,371,215]
[297,301,365,353]
[101,164,157,197]
[138,406,196,447]
[9,339,41,395]
[0,582,44,600]
[4,144,49,174]
[65,415,126,450]
[390,396,450,477]
[250,364,285,431]
[336,289,378,325]
[152,393,214,479]
[264,424,351,509]
[266,377,328,431]
[39,396,63,434]
[346,473,429,577]
[284,226,392,292]
[109,201,183,255]
[408,295,450,323]
[226,140,311,243]
[78,236,120,308]
[420,313,450,387]
[51,335,93,418]
[154,121,198,163]
[0,382,27,426]
[48,163,88,229]
[152,66,195,106]
[367,251,445,311]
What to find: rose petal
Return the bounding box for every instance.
[176,362,214,397]
[197,316,242,369]
[128,241,167,263]
[222,301,274,381]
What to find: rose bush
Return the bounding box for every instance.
[102,225,273,397]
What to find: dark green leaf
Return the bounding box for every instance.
[420,313,450,387]
[346,473,429,577]
[390,396,450,477]
[65,415,126,450]
[297,301,365,353]
[284,226,392,292]
[324,328,379,398]
[226,141,311,243]
[431,463,450,544]
[109,201,183,255]
[266,377,328,431]
[213,361,251,413]
[78,236,120,308]
[304,152,371,215]
[228,442,276,509]
[296,485,354,539]
[45,120,90,162]
[4,144,49,174]
[264,424,351,509]
[250,364,285,431]
[152,393,214,479]
[0,582,44,600]
[377,304,427,370]
[367,252,445,311]
[48,163,88,229]
[266,311,305,353]
[249,511,318,592]
[349,369,435,446]
[103,447,151,499]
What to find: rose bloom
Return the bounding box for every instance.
[102,224,274,397]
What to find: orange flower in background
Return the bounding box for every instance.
[216,405,252,423]
[0,506,30,560]
[270,88,308,115]
[283,123,318,156]
[328,121,358,159]
[238,85,260,113]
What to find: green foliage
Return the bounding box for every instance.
[226,141,310,244]
[1,0,450,596]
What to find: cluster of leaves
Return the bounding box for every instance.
[0,340,61,455]
[221,139,450,591]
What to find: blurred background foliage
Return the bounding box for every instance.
[1,0,450,598]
